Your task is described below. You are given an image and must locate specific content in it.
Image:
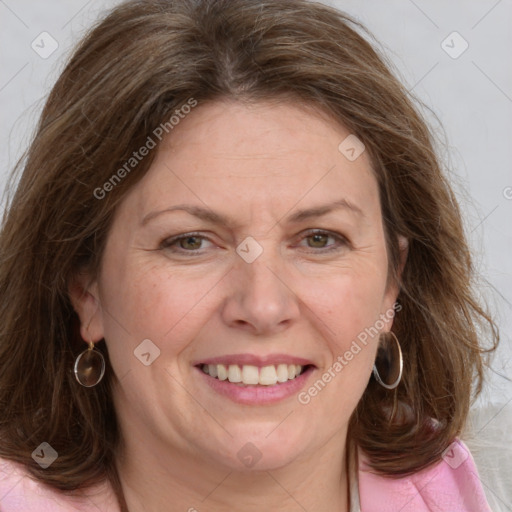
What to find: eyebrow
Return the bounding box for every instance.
[141,199,364,227]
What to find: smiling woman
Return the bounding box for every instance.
[0,0,499,511]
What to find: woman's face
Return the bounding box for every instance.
[79,100,400,472]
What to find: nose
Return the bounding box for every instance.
[220,244,301,336]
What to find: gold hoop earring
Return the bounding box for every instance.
[74,341,105,387]
[372,331,403,390]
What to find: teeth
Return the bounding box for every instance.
[276,364,288,383]
[228,364,242,383]
[201,363,306,385]
[217,364,228,381]
[242,365,259,385]
[259,365,278,386]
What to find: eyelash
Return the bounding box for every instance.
[160,229,349,255]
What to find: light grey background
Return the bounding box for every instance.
[1,0,511,508]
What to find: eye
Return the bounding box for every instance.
[159,230,348,256]
[160,233,213,253]
[297,230,348,252]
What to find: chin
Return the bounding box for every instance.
[208,424,310,472]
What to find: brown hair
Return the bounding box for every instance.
[0,0,498,505]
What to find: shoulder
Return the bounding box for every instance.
[0,457,119,511]
[357,439,492,512]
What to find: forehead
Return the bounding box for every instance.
[120,100,381,227]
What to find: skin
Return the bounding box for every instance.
[71,100,406,511]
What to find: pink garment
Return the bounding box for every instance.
[358,440,492,511]
[0,459,119,512]
[0,439,491,511]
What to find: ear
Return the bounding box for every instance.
[68,269,105,344]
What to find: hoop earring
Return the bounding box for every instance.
[74,341,105,387]
[372,331,403,390]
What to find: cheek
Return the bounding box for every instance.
[303,263,389,350]
[99,256,224,351]
[297,274,385,415]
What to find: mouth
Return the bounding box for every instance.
[197,362,315,386]
[192,355,317,404]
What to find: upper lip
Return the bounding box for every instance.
[193,353,316,367]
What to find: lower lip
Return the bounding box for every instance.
[195,366,316,405]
